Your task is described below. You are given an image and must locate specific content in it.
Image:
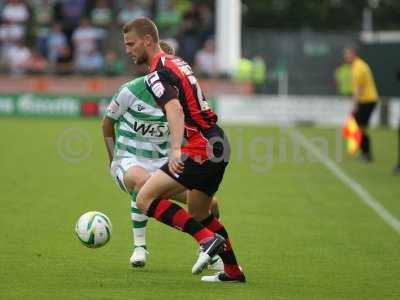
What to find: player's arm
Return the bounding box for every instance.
[102,117,116,164]
[145,70,184,175]
[102,86,132,165]
[164,99,185,174]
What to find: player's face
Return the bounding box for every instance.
[124,31,148,65]
[344,49,355,64]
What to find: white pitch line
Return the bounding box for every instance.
[290,129,400,235]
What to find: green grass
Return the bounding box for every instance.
[0,118,399,299]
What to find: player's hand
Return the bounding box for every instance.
[169,148,184,176]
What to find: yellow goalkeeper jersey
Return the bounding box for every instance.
[351,58,378,103]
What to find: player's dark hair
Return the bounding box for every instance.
[123,17,159,43]
[345,44,359,55]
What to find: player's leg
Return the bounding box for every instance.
[356,103,375,162]
[136,169,187,212]
[183,124,246,282]
[173,191,223,271]
[360,126,371,158]
[210,196,220,219]
[136,169,225,271]
[123,165,151,267]
[174,191,220,219]
[129,191,149,267]
[186,189,212,220]
[186,189,244,282]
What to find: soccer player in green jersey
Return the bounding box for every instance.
[102,42,221,268]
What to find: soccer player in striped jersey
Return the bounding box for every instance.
[122,18,245,283]
[102,41,221,269]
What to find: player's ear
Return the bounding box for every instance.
[144,34,152,47]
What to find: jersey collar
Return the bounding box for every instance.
[149,51,165,71]
[353,57,362,65]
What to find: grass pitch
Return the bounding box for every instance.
[0,118,399,299]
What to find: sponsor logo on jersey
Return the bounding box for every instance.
[145,71,165,98]
[137,104,145,111]
[132,120,169,138]
[151,82,165,98]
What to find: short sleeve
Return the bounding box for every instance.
[145,70,178,109]
[105,86,134,121]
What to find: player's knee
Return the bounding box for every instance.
[135,177,149,190]
[124,171,150,193]
[123,177,136,193]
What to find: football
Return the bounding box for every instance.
[75,211,112,248]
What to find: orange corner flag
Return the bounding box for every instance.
[342,116,362,155]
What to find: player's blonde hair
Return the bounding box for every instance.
[160,40,175,55]
[123,17,159,43]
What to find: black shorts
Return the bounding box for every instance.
[161,125,230,196]
[161,158,228,196]
[354,102,377,127]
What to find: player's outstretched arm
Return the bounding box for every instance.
[102,116,116,165]
[164,99,185,175]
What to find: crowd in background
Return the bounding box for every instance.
[0,0,217,77]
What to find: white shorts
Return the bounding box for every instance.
[110,156,168,192]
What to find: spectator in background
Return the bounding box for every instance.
[334,61,352,96]
[1,0,30,25]
[53,0,88,40]
[26,48,48,74]
[5,40,31,76]
[154,0,181,32]
[102,50,124,76]
[0,20,25,63]
[90,0,112,28]
[117,1,150,25]
[75,44,103,74]
[31,0,54,26]
[47,23,68,65]
[197,3,214,40]
[33,0,56,57]
[0,0,29,63]
[252,56,267,93]
[233,55,267,93]
[194,38,217,78]
[176,15,201,65]
[54,44,73,75]
[234,57,253,82]
[344,46,379,162]
[72,18,104,68]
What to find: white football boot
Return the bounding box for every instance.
[130,246,148,267]
[201,271,246,283]
[207,255,224,271]
[192,234,225,274]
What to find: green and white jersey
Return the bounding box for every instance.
[105,76,170,160]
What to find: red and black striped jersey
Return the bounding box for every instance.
[145,51,218,134]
